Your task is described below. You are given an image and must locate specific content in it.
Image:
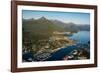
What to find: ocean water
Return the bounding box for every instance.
[23,31,90,61]
[69,31,90,44]
[47,31,90,61]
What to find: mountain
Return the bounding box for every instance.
[22,17,65,41]
[51,20,67,28]
[23,17,64,33]
[78,25,90,31]
[51,20,90,32]
[22,17,90,41]
[38,16,47,20]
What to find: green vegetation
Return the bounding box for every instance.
[22,17,89,54]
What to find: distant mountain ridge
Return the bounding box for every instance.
[22,17,90,43]
[23,17,90,33]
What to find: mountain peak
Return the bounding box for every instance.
[67,22,76,25]
[38,17,47,20]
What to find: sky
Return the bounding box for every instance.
[22,10,90,24]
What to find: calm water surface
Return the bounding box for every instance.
[47,31,90,60]
[69,31,90,44]
[23,31,90,61]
